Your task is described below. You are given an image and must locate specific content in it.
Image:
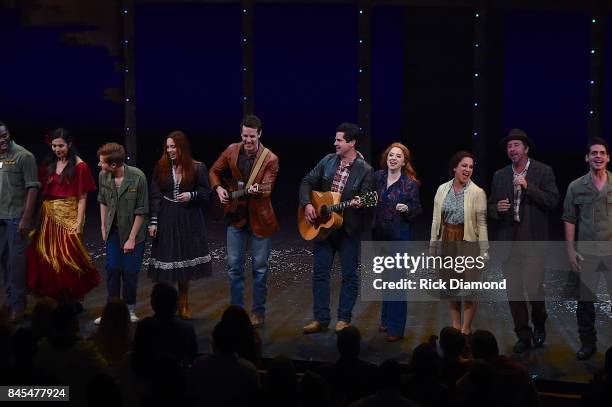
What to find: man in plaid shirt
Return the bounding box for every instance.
[299,123,374,334]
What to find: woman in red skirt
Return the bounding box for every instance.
[27,128,100,304]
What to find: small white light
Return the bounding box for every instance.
[123,10,128,15]
[243,38,247,43]
[475,13,480,18]
[359,98,363,102]
[590,80,595,85]
[591,49,595,54]
[125,98,130,102]
[124,39,128,44]
[473,132,478,136]
[589,110,594,115]
[359,39,363,44]
[126,127,130,131]
[474,73,479,78]
[474,102,479,107]
[359,68,363,73]
[243,67,247,71]
[243,96,247,101]
[243,9,247,13]
[359,10,363,15]
[127,156,131,160]
[124,68,129,73]
[592,18,597,24]
[475,43,479,48]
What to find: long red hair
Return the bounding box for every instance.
[380,142,420,186]
[153,131,197,188]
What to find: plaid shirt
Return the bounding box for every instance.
[331,158,355,194]
[512,159,530,222]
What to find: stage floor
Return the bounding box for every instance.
[4,211,612,384]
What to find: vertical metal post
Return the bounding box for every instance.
[122,0,136,163]
[242,0,254,115]
[358,1,372,162]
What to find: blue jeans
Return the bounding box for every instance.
[105,229,145,305]
[227,225,271,316]
[0,218,27,313]
[374,225,409,337]
[312,230,360,324]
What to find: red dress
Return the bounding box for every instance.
[26,162,101,302]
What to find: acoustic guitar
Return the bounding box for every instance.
[210,179,272,221]
[297,190,378,241]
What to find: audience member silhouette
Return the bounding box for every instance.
[88,297,132,377]
[439,326,470,393]
[582,345,612,406]
[260,355,299,407]
[455,330,540,407]
[220,304,262,366]
[351,359,420,407]
[299,370,333,407]
[31,296,58,340]
[34,303,108,406]
[317,325,378,405]
[190,319,259,406]
[403,341,449,407]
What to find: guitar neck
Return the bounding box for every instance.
[230,188,248,200]
[328,200,352,213]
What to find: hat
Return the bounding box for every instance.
[501,128,534,150]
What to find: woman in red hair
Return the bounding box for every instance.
[148,131,212,319]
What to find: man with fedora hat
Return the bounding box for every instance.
[488,129,559,353]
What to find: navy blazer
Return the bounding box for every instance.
[487,159,559,241]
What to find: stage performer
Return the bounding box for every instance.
[487,129,559,353]
[300,122,374,334]
[209,114,279,328]
[0,121,40,322]
[562,137,612,360]
[148,131,212,320]
[26,128,100,304]
[95,143,148,324]
[430,151,488,336]
[373,142,422,342]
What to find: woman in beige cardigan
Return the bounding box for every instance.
[430,151,489,335]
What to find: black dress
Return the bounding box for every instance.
[148,162,212,282]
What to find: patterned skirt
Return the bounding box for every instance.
[148,198,212,283]
[26,198,101,303]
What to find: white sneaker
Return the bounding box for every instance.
[94,316,102,325]
[128,305,139,323]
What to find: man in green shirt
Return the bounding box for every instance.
[0,121,40,322]
[96,142,148,324]
[562,137,612,360]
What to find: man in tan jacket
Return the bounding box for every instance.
[209,114,279,327]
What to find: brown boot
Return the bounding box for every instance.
[177,281,192,320]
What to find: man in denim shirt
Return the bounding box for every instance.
[0,121,40,322]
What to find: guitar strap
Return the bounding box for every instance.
[246,147,270,188]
